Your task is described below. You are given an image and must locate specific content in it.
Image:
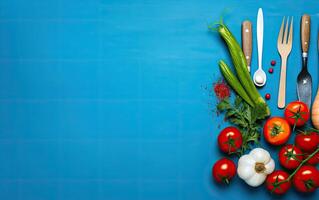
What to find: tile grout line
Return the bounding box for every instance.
[177,71,183,200]
[137,57,143,200]
[97,3,103,199]
[56,1,62,199]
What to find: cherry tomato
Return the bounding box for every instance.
[279,144,303,170]
[268,68,274,74]
[218,127,242,154]
[295,131,319,153]
[266,170,291,195]
[293,165,319,193]
[212,158,236,184]
[284,101,310,128]
[305,151,319,165]
[265,93,271,100]
[263,117,291,145]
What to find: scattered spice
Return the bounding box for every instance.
[268,68,274,74]
[265,93,271,100]
[271,60,276,66]
[213,80,231,100]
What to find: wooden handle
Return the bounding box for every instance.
[278,57,287,109]
[312,88,319,128]
[301,14,310,53]
[242,21,252,71]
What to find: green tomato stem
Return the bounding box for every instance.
[275,147,319,186]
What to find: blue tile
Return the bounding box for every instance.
[0,182,18,199]
[100,181,139,200]
[57,141,99,179]
[139,101,179,139]
[140,181,179,200]
[180,137,210,180]
[0,1,59,19]
[18,182,58,200]
[57,181,99,200]
[138,64,179,100]
[0,1,100,20]
[0,21,100,60]
[98,140,138,180]
[0,61,98,99]
[17,141,59,179]
[97,60,139,99]
[0,141,19,179]
[0,102,99,140]
[140,141,179,180]
[97,102,139,139]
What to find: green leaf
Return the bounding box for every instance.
[234,96,242,107]
[225,110,237,118]
[215,95,263,156]
[217,99,231,111]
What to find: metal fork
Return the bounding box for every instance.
[277,17,293,109]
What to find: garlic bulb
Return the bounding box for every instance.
[237,148,275,187]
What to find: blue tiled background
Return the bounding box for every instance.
[0,0,318,199]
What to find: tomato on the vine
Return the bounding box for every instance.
[293,165,319,193]
[212,158,236,185]
[295,131,319,152]
[284,101,310,128]
[266,170,291,195]
[305,151,319,165]
[263,117,291,145]
[218,127,242,154]
[279,144,303,170]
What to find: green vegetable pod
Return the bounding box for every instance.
[219,60,254,107]
[216,23,270,116]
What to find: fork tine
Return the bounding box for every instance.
[278,16,285,44]
[288,17,293,44]
[283,17,289,44]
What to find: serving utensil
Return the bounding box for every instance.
[242,21,252,72]
[277,16,293,109]
[297,14,312,108]
[253,8,266,87]
[311,32,319,129]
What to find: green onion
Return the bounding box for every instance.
[219,60,254,107]
[211,21,270,117]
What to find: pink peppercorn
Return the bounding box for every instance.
[265,93,271,100]
[268,68,274,73]
[271,60,276,66]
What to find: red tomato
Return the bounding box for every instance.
[284,101,310,127]
[279,144,303,170]
[263,117,291,145]
[293,165,319,193]
[305,151,319,165]
[266,170,291,195]
[295,131,319,152]
[212,158,236,184]
[218,127,242,154]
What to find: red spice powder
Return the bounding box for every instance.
[213,80,230,100]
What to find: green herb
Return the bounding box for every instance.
[217,96,267,155]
